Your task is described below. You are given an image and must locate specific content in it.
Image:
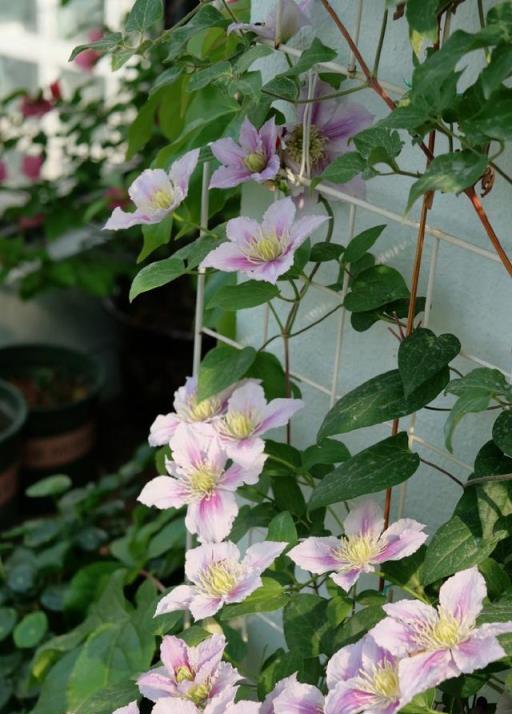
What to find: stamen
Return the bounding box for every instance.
[244,151,267,173]
[151,188,174,210]
[223,411,256,438]
[175,665,194,683]
[334,535,382,568]
[412,607,465,650]
[189,464,218,497]
[286,125,328,168]
[186,681,211,706]
[181,395,223,422]
[241,230,288,264]
[356,661,400,701]
[198,560,243,597]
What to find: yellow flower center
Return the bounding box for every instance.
[189,465,218,497]
[224,411,256,439]
[413,608,463,650]
[286,125,328,168]
[175,665,194,683]
[198,560,242,597]
[244,151,267,173]
[253,233,284,261]
[186,681,211,706]
[151,188,174,210]
[185,395,222,422]
[335,535,381,568]
[358,661,400,701]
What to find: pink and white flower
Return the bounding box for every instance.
[138,634,239,708]
[112,702,138,714]
[104,149,199,230]
[155,540,287,621]
[261,674,299,714]
[228,0,312,42]
[325,635,402,714]
[209,118,281,189]
[273,680,325,714]
[285,80,373,196]
[214,381,303,465]
[288,500,427,591]
[139,423,265,543]
[148,377,240,447]
[200,197,328,284]
[370,567,512,705]
[74,28,104,72]
[152,688,260,714]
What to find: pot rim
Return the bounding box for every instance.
[0,378,27,443]
[0,343,104,415]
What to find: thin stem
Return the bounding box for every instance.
[262,84,367,104]
[372,9,389,77]
[465,473,512,487]
[283,331,291,442]
[140,569,166,593]
[268,301,285,333]
[419,456,464,489]
[465,187,512,277]
[289,303,343,338]
[327,506,344,530]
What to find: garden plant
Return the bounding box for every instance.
[8,0,512,712]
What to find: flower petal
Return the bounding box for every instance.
[452,634,506,674]
[187,491,239,543]
[225,436,266,467]
[274,680,325,714]
[262,197,296,238]
[209,164,252,189]
[192,634,226,683]
[474,621,512,638]
[219,455,266,490]
[153,699,199,714]
[239,117,261,153]
[155,584,194,617]
[326,637,365,688]
[149,413,180,446]
[324,681,380,714]
[439,567,486,626]
[226,216,260,246]
[259,116,280,158]
[168,148,200,195]
[113,702,139,714]
[227,381,267,419]
[210,137,246,165]
[138,476,188,509]
[288,536,342,575]
[200,241,255,273]
[128,168,171,208]
[261,675,298,714]
[399,650,459,706]
[289,214,329,248]
[104,207,161,230]
[208,662,240,699]
[331,568,362,592]
[137,667,175,702]
[344,500,384,538]
[160,635,190,677]
[257,397,304,435]
[190,593,224,620]
[243,541,287,573]
[369,615,418,657]
[374,518,427,563]
[186,542,240,583]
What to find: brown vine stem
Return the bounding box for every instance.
[318,0,512,279]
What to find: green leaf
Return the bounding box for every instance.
[263,75,299,102]
[68,33,122,62]
[284,38,337,77]
[267,512,298,545]
[26,474,72,498]
[0,608,17,642]
[129,256,185,301]
[150,66,183,95]
[472,440,512,540]
[493,410,512,457]
[220,578,287,619]
[246,351,290,400]
[319,152,366,185]
[13,611,48,648]
[189,61,232,92]
[302,439,350,470]
[406,151,488,212]
[31,649,80,714]
[310,242,344,262]
[138,215,173,262]
[480,45,512,99]
[444,368,511,451]
[398,328,461,397]
[344,265,409,312]
[406,0,440,45]
[353,127,403,165]
[125,0,163,33]
[283,594,329,657]
[344,225,386,264]
[331,605,385,650]
[309,433,419,509]
[166,6,228,61]
[319,368,448,438]
[207,280,279,311]
[464,87,512,141]
[423,491,507,585]
[197,345,256,401]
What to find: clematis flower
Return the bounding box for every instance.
[155,540,287,620]
[0,161,6,183]
[148,376,240,447]
[261,674,299,714]
[152,688,260,714]
[21,154,44,181]
[138,634,239,708]
[209,117,281,189]
[288,500,427,591]
[104,149,199,230]
[138,423,265,543]
[112,703,139,714]
[325,635,402,714]
[370,567,512,705]
[273,680,325,714]
[285,80,373,196]
[214,380,303,466]
[200,197,328,284]
[228,0,312,42]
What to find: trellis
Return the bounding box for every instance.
[188,0,512,640]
